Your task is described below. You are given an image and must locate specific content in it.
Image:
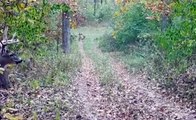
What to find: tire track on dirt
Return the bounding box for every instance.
[73,40,103,120]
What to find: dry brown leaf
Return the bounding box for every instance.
[4,113,23,120]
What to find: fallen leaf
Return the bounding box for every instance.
[4,113,23,120]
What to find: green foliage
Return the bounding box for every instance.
[147,1,196,108]
[20,39,81,88]
[99,33,119,52]
[8,3,51,50]
[82,4,96,21]
[155,1,196,71]
[113,3,158,47]
[51,4,70,12]
[78,0,115,22]
[0,0,70,53]
[95,4,114,22]
[96,0,196,109]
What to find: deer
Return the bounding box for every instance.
[0,26,22,89]
[78,33,85,41]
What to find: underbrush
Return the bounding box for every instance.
[112,2,158,47]
[12,39,81,89]
[99,33,120,52]
[150,2,195,109]
[78,0,115,23]
[1,37,81,119]
[99,33,152,73]
[148,53,196,109]
[13,9,82,88]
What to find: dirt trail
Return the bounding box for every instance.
[73,40,103,120]
[73,26,195,120]
[109,59,195,119]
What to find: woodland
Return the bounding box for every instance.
[0,0,195,119]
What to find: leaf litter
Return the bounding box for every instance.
[0,29,196,120]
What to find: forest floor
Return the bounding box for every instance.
[71,26,196,120]
[0,26,195,120]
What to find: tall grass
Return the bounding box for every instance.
[16,39,81,89]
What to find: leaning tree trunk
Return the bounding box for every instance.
[62,12,71,54]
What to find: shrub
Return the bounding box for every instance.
[95,4,114,22]
[12,38,81,89]
[99,33,120,52]
[113,3,157,47]
[148,1,196,109]
[79,0,115,23]
[155,1,196,72]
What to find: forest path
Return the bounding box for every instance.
[73,26,195,120]
[72,36,104,120]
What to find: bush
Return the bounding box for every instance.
[113,3,157,47]
[155,1,196,72]
[12,38,81,88]
[99,33,120,52]
[147,1,196,109]
[82,4,96,21]
[79,0,115,23]
[95,4,114,22]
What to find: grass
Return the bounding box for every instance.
[84,37,115,85]
[114,44,151,73]
[73,26,116,85]
[18,39,81,89]
[19,10,82,88]
[98,33,152,73]
[73,25,150,84]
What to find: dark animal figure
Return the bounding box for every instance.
[0,51,22,89]
[78,33,85,41]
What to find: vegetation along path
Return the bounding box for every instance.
[73,26,196,120]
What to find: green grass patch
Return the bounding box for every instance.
[74,26,115,85]
[98,32,152,73]
[84,37,115,85]
[19,39,81,89]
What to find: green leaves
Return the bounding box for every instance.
[51,4,70,12]
[155,1,196,69]
[113,3,157,47]
[0,0,71,53]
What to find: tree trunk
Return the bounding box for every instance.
[94,0,97,16]
[62,12,71,54]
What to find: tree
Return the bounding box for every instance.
[94,0,97,16]
[62,12,71,53]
